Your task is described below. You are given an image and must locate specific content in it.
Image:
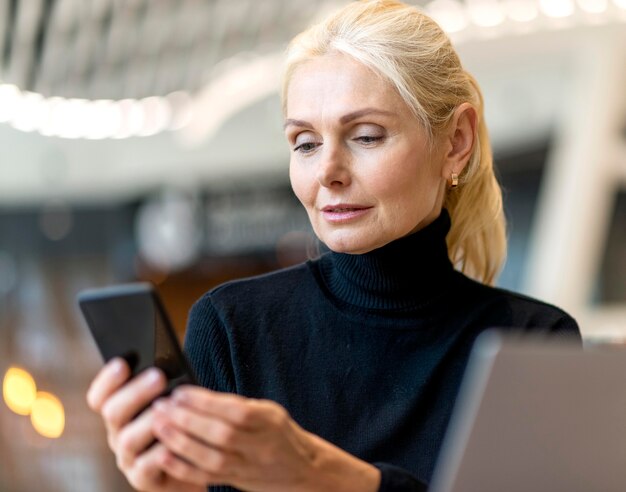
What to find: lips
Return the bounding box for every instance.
[320,204,373,223]
[321,204,371,212]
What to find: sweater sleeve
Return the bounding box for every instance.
[184,294,242,492]
[550,314,582,341]
[183,293,237,394]
[373,463,428,492]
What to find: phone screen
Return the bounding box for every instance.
[79,283,196,390]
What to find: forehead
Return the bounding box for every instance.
[286,53,410,119]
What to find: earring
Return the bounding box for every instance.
[450,172,459,189]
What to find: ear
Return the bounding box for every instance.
[440,102,478,181]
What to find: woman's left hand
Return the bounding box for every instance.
[151,386,380,492]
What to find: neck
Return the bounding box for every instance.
[317,210,455,311]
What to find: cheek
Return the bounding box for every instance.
[289,162,313,208]
[372,153,439,212]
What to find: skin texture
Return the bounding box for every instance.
[285,52,474,254]
[87,359,380,492]
[86,53,477,492]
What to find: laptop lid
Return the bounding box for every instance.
[430,330,626,492]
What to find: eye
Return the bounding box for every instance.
[294,141,320,154]
[351,124,386,146]
[355,135,383,144]
[292,131,321,154]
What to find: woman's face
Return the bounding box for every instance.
[285,53,447,254]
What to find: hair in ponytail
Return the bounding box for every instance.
[282,0,506,285]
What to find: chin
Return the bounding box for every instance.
[321,233,387,255]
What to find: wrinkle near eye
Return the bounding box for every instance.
[294,131,318,145]
[351,123,385,138]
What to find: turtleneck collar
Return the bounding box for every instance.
[315,209,455,311]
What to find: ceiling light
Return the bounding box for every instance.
[11,92,44,133]
[577,0,608,12]
[137,97,171,137]
[467,0,506,27]
[539,0,575,17]
[180,52,283,146]
[166,91,194,131]
[426,0,470,33]
[38,97,64,137]
[84,99,122,140]
[56,99,90,139]
[504,0,540,21]
[0,84,21,123]
[113,99,144,139]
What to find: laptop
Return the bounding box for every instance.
[430,330,626,492]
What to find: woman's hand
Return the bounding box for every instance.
[151,387,381,492]
[86,358,203,492]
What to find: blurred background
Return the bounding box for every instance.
[0,0,625,490]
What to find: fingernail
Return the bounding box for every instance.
[111,358,125,375]
[146,368,162,385]
[172,389,188,403]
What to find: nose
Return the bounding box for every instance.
[316,143,351,188]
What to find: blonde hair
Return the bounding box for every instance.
[281,0,506,285]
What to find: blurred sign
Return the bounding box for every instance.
[205,186,311,255]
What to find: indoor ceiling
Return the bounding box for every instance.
[0,0,333,100]
[1,0,623,103]
[0,0,624,205]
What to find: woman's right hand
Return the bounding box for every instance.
[86,357,203,492]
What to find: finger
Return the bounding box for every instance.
[86,358,130,412]
[126,442,168,491]
[153,400,252,454]
[152,418,243,478]
[156,447,220,487]
[116,408,158,471]
[171,387,273,429]
[101,368,166,433]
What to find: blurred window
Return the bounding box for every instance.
[596,190,626,304]
[496,146,548,291]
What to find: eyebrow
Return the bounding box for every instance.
[283,118,314,130]
[283,108,395,130]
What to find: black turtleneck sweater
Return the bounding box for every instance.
[183,211,580,492]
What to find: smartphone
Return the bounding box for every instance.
[78,282,197,394]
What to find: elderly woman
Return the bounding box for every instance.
[87,1,580,491]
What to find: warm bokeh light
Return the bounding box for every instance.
[30,392,65,439]
[3,367,37,415]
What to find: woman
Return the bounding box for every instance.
[87,1,580,491]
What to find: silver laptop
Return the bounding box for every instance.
[430,331,626,492]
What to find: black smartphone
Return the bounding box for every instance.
[78,282,197,393]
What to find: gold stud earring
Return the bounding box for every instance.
[450,172,459,189]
